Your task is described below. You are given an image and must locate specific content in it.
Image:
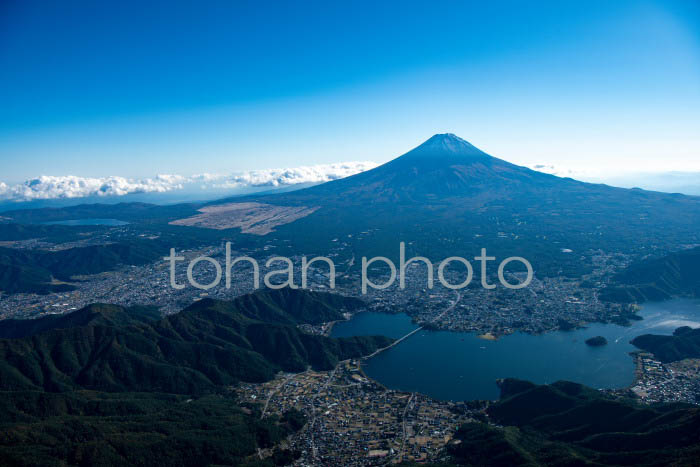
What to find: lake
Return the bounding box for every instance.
[331,299,700,401]
[43,218,130,226]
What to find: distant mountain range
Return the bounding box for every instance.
[0,222,235,294]
[0,202,199,224]
[0,241,169,294]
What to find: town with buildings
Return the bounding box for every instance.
[629,352,700,405]
[235,359,476,465]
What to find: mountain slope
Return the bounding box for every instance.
[0,241,164,294]
[632,326,700,363]
[204,134,700,277]
[0,289,371,466]
[212,286,364,325]
[447,378,700,466]
[275,133,568,204]
[0,304,161,339]
[0,226,233,294]
[601,246,700,303]
[0,289,391,394]
[0,391,304,467]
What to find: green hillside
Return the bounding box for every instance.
[446,378,700,466]
[0,254,65,294]
[0,390,303,467]
[600,247,700,303]
[0,219,264,295]
[0,304,161,338]
[0,289,390,393]
[0,241,164,294]
[0,289,386,466]
[632,326,700,363]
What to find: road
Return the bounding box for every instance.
[398,392,415,460]
[260,372,296,418]
[309,363,340,460]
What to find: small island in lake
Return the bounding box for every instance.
[585,336,608,347]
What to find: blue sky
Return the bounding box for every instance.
[1,0,699,183]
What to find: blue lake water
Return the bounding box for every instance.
[43,218,129,226]
[331,299,700,401]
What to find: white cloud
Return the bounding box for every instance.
[210,161,378,189]
[0,161,377,202]
[0,174,186,201]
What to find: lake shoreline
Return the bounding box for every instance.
[330,299,700,401]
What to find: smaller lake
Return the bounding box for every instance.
[43,218,130,226]
[331,299,700,401]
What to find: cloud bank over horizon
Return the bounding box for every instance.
[0,161,378,202]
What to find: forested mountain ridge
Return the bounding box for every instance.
[0,289,390,393]
[446,378,700,466]
[0,289,385,466]
[601,246,700,303]
[632,326,700,363]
